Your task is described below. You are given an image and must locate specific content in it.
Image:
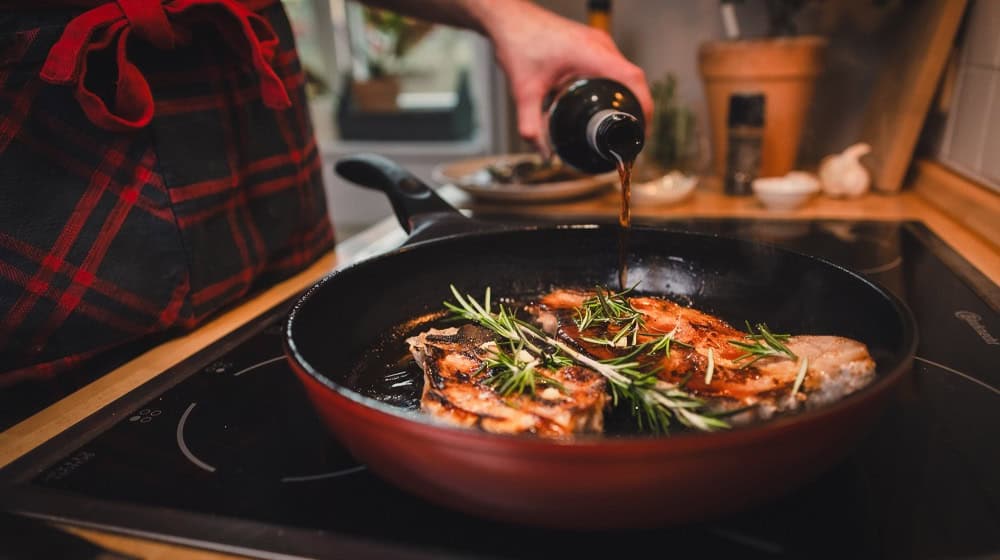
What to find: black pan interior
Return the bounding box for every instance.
[288,225,916,427]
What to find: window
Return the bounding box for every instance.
[280,0,509,238]
[282,0,504,149]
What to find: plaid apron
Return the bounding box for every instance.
[0,0,334,386]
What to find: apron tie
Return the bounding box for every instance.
[40,0,292,132]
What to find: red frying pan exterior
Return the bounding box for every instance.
[289,349,901,529]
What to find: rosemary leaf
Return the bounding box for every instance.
[791,356,809,396]
[572,284,646,349]
[704,348,715,385]
[728,322,798,367]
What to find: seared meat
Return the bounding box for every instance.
[406,324,607,438]
[531,289,876,423]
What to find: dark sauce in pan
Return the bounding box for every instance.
[348,312,454,411]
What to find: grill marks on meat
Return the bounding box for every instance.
[406,324,607,438]
[531,289,877,423]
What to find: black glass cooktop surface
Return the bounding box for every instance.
[2,219,998,560]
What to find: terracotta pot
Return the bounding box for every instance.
[350,76,400,112]
[698,36,827,179]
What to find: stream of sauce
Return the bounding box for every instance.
[611,150,635,291]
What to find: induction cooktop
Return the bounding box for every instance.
[2,218,997,560]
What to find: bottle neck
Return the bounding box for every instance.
[586,109,644,163]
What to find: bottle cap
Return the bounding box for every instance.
[593,112,644,161]
[727,93,765,127]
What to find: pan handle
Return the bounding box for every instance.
[334,153,459,234]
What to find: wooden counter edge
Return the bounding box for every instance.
[62,525,250,560]
[910,159,1000,245]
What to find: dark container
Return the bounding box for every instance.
[724,92,765,196]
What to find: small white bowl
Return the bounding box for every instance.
[752,172,820,211]
[629,171,697,206]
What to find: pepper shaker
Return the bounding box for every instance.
[724,92,765,196]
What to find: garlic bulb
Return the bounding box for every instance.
[819,143,871,198]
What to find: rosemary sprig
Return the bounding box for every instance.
[479,339,565,397]
[574,284,646,347]
[534,337,727,432]
[704,348,715,385]
[728,321,798,367]
[445,286,728,434]
[645,327,693,357]
[444,286,522,343]
[790,357,809,396]
[445,286,567,396]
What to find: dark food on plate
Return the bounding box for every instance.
[406,285,877,438]
[483,157,585,185]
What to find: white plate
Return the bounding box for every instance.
[431,153,616,203]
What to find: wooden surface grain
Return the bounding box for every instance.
[911,159,1000,244]
[62,526,250,560]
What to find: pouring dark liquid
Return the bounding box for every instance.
[601,114,642,289]
[611,151,634,290]
[542,77,644,288]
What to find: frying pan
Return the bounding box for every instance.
[285,154,917,530]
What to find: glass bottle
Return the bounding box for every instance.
[544,77,645,174]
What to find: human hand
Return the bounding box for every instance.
[482,1,653,155]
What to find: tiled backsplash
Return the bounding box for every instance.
[938,0,1000,193]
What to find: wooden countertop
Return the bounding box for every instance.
[1,160,997,559]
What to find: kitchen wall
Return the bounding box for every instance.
[932,0,1000,193]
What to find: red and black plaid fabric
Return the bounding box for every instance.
[0,1,334,386]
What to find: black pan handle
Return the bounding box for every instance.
[334,153,459,234]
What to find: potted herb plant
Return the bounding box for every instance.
[698,0,827,179]
[350,8,431,112]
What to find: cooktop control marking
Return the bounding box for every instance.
[915,356,999,395]
[232,356,285,377]
[128,408,162,423]
[176,403,217,472]
[280,466,367,483]
[954,311,1000,345]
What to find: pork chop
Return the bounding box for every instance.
[530,289,877,423]
[406,324,607,438]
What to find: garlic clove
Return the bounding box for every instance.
[819,142,871,198]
